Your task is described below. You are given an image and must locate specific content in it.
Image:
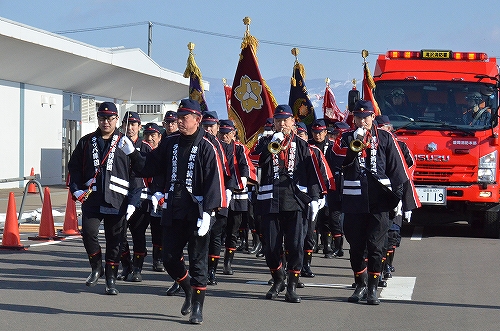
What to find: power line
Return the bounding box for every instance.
[53,20,381,56]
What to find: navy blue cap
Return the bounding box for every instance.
[273,105,293,119]
[326,127,335,134]
[333,121,351,130]
[201,111,219,125]
[122,111,141,124]
[375,115,391,126]
[163,110,177,122]
[296,122,307,133]
[264,118,274,130]
[97,102,118,117]
[143,122,162,134]
[353,100,375,118]
[219,119,236,133]
[177,99,202,117]
[311,119,327,132]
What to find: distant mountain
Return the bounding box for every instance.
[203,76,356,119]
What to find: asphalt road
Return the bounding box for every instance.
[1,221,499,331]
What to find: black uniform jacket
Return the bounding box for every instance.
[68,128,131,212]
[129,128,226,223]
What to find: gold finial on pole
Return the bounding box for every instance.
[187,42,195,52]
[243,17,251,34]
[222,78,227,85]
[352,78,357,86]
[325,77,331,85]
[361,49,369,60]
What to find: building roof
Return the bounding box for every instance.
[0,17,206,102]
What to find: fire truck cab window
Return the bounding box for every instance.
[375,82,497,130]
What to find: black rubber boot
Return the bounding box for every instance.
[332,236,344,257]
[265,268,286,300]
[248,231,262,254]
[178,276,193,316]
[255,235,265,257]
[152,246,165,272]
[300,252,315,278]
[117,250,132,281]
[189,289,206,324]
[367,273,381,305]
[130,253,144,282]
[285,271,301,303]
[104,263,119,295]
[166,281,181,296]
[348,270,368,303]
[223,249,234,275]
[323,232,334,258]
[207,257,219,285]
[236,229,249,252]
[387,248,395,273]
[85,251,104,287]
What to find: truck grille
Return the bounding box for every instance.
[414,164,475,183]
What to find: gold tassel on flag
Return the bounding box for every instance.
[362,49,381,116]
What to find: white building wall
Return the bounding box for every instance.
[0,79,21,188]
[23,85,63,186]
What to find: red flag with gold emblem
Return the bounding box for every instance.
[323,79,345,122]
[228,19,277,149]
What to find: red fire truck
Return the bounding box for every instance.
[371,50,500,237]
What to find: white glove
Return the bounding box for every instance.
[73,189,89,203]
[196,212,211,236]
[271,132,284,143]
[151,192,165,211]
[241,177,248,188]
[126,205,135,220]
[318,197,326,210]
[354,127,366,139]
[225,189,233,206]
[394,200,403,217]
[404,210,412,223]
[309,200,319,221]
[118,136,135,155]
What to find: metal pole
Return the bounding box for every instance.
[148,21,153,57]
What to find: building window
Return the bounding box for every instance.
[137,104,161,114]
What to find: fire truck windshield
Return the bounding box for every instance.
[374,81,498,131]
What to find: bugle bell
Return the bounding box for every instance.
[268,141,284,154]
[349,139,366,153]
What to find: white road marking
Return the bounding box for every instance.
[379,276,416,301]
[411,226,423,240]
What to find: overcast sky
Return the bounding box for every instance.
[1,0,500,85]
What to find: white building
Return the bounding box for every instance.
[0,17,208,189]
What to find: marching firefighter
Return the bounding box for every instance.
[336,100,409,305]
[119,99,226,324]
[68,102,132,295]
[254,104,323,303]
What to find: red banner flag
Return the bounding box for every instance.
[362,61,381,116]
[222,78,232,113]
[228,23,277,149]
[322,80,345,122]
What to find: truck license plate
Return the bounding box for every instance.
[415,186,446,205]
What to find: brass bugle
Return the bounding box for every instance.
[349,139,366,153]
[268,141,283,154]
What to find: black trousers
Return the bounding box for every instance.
[261,210,304,272]
[127,201,151,255]
[303,207,316,251]
[208,213,227,257]
[225,209,244,249]
[162,213,210,288]
[81,211,126,263]
[149,215,162,248]
[343,211,390,273]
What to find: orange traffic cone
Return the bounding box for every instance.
[28,187,62,241]
[0,192,27,250]
[27,168,37,194]
[60,189,80,236]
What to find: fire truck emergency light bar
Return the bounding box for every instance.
[387,50,488,61]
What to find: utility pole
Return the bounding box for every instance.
[148,21,153,57]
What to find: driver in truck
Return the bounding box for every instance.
[463,91,491,126]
